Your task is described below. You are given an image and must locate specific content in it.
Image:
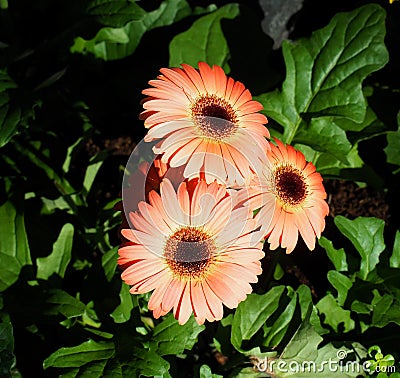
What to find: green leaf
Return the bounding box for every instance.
[121,348,170,376]
[262,288,297,348]
[43,340,114,369]
[169,4,240,72]
[59,368,78,378]
[103,359,123,377]
[295,118,352,163]
[257,4,388,145]
[82,301,102,329]
[310,143,365,178]
[327,271,353,306]
[0,93,22,149]
[0,199,32,292]
[389,231,400,268]
[45,289,86,319]
[110,283,133,323]
[351,299,372,315]
[151,313,205,355]
[0,71,17,92]
[87,0,145,27]
[0,71,21,148]
[40,196,72,215]
[71,0,192,61]
[319,236,348,272]
[278,318,322,362]
[271,319,366,377]
[235,367,264,377]
[273,263,285,280]
[296,285,313,321]
[64,360,107,378]
[384,112,400,168]
[101,247,118,281]
[231,286,285,352]
[83,153,107,194]
[36,223,74,280]
[316,294,355,333]
[199,364,223,378]
[371,293,400,328]
[335,216,385,280]
[0,315,15,377]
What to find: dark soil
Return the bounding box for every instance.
[325,179,390,223]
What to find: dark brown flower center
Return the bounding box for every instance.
[191,95,238,140]
[164,227,215,278]
[274,165,307,207]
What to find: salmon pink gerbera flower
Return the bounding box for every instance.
[140,62,270,186]
[254,139,329,253]
[120,155,185,211]
[118,179,264,325]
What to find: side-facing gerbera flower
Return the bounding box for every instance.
[140,62,270,186]
[115,156,185,241]
[118,178,264,325]
[254,139,329,253]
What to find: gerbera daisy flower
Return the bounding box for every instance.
[118,155,185,212]
[118,178,264,325]
[115,155,185,242]
[254,139,329,253]
[140,62,270,186]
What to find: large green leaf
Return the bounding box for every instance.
[0,93,21,149]
[0,195,32,292]
[256,4,388,146]
[43,340,114,369]
[269,319,366,377]
[0,71,16,92]
[301,104,387,179]
[334,216,385,280]
[45,289,86,319]
[121,348,170,377]
[231,286,285,352]
[316,294,355,333]
[389,230,400,268]
[319,237,348,272]
[327,271,352,306]
[87,0,145,27]
[262,288,297,348]
[110,283,134,323]
[277,319,321,362]
[169,4,240,72]
[384,112,400,169]
[71,0,193,61]
[371,291,400,328]
[0,71,21,148]
[36,223,74,280]
[151,313,205,355]
[101,246,118,281]
[58,360,108,378]
[83,152,108,194]
[199,364,223,378]
[295,118,352,164]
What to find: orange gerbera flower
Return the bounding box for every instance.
[254,139,329,253]
[140,62,270,186]
[115,156,185,242]
[118,179,264,325]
